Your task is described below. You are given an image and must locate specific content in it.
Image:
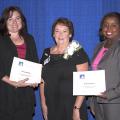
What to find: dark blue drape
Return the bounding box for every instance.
[0,0,120,120]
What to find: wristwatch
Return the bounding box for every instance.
[74,106,80,109]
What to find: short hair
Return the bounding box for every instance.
[52,17,74,42]
[99,12,120,40]
[0,6,27,36]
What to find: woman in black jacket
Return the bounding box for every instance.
[0,6,39,120]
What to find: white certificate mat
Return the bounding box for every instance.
[10,57,42,83]
[73,70,106,95]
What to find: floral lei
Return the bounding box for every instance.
[63,40,82,60]
[43,40,82,65]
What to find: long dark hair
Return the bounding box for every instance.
[0,6,27,36]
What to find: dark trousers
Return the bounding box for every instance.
[0,109,33,120]
[95,102,120,120]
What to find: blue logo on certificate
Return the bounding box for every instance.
[18,61,23,66]
[80,74,85,79]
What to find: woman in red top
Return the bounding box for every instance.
[0,6,38,120]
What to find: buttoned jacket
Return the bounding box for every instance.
[92,40,120,103]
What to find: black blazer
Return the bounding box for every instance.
[0,34,39,115]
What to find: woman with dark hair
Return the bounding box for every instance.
[40,17,89,120]
[90,12,120,120]
[0,6,27,35]
[0,6,39,120]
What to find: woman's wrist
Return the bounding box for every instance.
[74,106,80,110]
[2,75,18,88]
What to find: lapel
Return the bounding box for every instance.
[98,40,120,68]
[3,35,18,56]
[91,42,104,66]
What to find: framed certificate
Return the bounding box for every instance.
[10,57,42,83]
[73,70,106,95]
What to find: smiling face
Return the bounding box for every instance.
[53,24,72,45]
[6,11,22,34]
[102,16,120,40]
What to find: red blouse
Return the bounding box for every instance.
[16,43,26,59]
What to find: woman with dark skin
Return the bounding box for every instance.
[0,6,38,120]
[40,18,89,120]
[90,12,120,120]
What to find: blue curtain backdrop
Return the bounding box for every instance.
[0,0,120,120]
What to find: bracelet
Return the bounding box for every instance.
[74,106,80,110]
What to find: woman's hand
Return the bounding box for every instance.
[2,75,27,88]
[2,76,38,88]
[16,79,39,88]
[15,79,38,88]
[97,91,107,99]
[41,103,48,120]
[28,83,38,88]
[73,109,81,120]
[15,78,29,88]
